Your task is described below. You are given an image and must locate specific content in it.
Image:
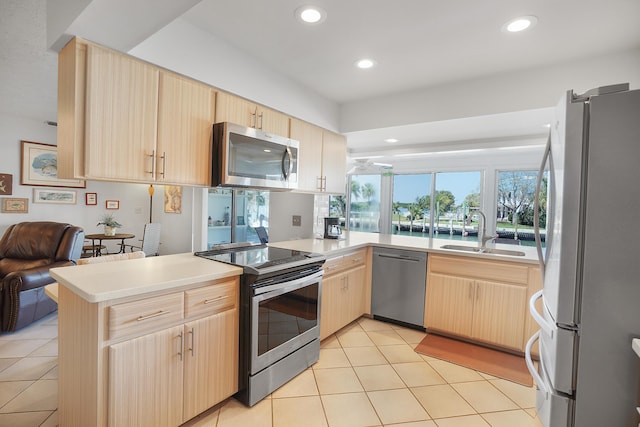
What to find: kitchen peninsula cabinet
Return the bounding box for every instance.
[52,254,241,427]
[57,38,214,186]
[320,248,370,340]
[215,90,289,136]
[425,254,530,352]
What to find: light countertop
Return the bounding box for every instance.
[50,253,242,303]
[269,231,540,264]
[51,232,539,304]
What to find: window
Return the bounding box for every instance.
[496,170,547,247]
[348,174,381,233]
[392,174,432,237]
[434,171,481,242]
[207,188,269,247]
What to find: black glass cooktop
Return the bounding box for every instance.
[195,244,323,274]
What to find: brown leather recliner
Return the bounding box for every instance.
[0,222,84,332]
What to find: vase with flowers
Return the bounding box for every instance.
[97,213,122,236]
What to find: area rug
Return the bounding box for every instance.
[414,334,533,387]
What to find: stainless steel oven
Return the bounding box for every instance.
[195,244,324,406]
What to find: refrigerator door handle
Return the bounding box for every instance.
[534,132,551,278]
[530,290,554,338]
[525,330,549,395]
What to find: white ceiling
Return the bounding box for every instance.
[1,0,639,154]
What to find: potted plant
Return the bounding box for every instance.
[97,213,122,236]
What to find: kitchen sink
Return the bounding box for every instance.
[440,244,525,257]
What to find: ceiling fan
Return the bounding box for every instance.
[347,158,393,174]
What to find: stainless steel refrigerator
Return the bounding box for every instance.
[525,84,640,427]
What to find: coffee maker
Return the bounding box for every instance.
[323,217,342,239]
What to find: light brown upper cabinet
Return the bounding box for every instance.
[57,38,214,186]
[289,118,323,191]
[84,43,159,183]
[321,130,347,193]
[290,119,347,194]
[215,91,289,136]
[157,71,215,186]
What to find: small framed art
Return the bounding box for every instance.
[106,200,119,210]
[85,192,97,205]
[1,197,28,213]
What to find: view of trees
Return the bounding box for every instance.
[497,171,547,235]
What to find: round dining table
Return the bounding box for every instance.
[84,233,136,257]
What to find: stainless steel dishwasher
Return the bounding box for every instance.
[371,247,427,329]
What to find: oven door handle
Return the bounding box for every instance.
[254,270,324,298]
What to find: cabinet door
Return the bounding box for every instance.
[157,72,215,186]
[215,91,256,128]
[183,309,238,421]
[320,273,344,340]
[109,325,184,427]
[472,280,527,350]
[346,266,367,322]
[256,106,290,136]
[290,118,323,191]
[424,273,474,337]
[321,130,347,194]
[85,43,159,181]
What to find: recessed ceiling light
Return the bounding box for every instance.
[384,138,398,143]
[502,15,538,33]
[356,58,376,69]
[295,6,326,24]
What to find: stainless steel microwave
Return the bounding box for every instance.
[212,122,299,190]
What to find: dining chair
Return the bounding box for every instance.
[121,223,161,256]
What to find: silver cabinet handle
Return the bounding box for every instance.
[177,330,183,361]
[204,295,229,305]
[159,151,166,179]
[188,328,194,356]
[146,150,156,177]
[137,310,169,321]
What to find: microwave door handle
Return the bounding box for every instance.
[282,147,293,180]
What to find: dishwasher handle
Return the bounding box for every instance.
[375,253,424,263]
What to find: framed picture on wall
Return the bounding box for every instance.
[1,197,28,213]
[33,188,77,204]
[106,200,119,210]
[21,141,86,188]
[0,174,13,195]
[85,192,97,205]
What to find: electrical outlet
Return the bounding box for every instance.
[292,215,302,227]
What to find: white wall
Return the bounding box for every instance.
[0,112,194,254]
[340,48,640,133]
[267,192,315,242]
[128,18,340,132]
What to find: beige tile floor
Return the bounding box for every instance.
[0,313,542,427]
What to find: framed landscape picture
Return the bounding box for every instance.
[21,141,85,188]
[33,188,77,204]
[1,197,28,213]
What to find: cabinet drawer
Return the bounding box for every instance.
[343,249,367,268]
[323,256,344,276]
[109,293,184,340]
[184,279,238,319]
[429,254,528,285]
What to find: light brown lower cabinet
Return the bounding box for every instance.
[58,277,239,427]
[425,254,534,352]
[320,248,369,340]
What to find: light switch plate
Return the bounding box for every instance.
[292,215,301,227]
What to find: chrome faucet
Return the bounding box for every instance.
[477,210,497,249]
